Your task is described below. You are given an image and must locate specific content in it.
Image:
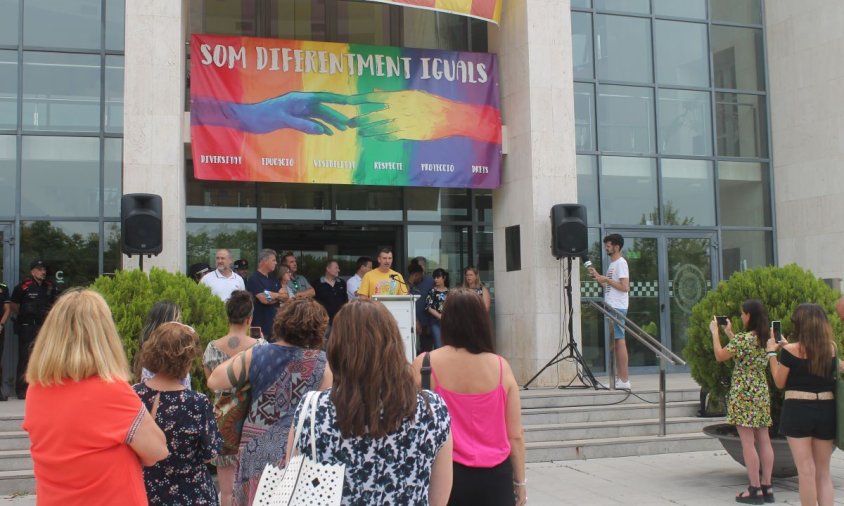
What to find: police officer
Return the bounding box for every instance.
[10,259,57,399]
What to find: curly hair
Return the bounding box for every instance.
[138,322,201,379]
[226,290,254,324]
[272,298,328,349]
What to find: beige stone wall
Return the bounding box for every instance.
[122,0,188,272]
[489,0,580,385]
[766,1,844,280]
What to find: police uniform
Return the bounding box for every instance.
[11,261,57,399]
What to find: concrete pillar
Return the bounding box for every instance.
[489,0,579,385]
[122,0,188,273]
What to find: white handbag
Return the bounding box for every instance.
[253,390,345,506]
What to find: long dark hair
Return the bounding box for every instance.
[741,299,769,349]
[790,304,837,377]
[327,300,417,438]
[441,288,494,354]
[135,301,181,378]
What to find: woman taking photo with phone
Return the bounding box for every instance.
[768,304,843,506]
[709,299,774,504]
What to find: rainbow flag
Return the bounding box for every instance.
[361,0,501,24]
[190,35,502,189]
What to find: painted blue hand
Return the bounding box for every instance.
[242,92,352,135]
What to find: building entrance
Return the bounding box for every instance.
[262,223,402,283]
[584,230,718,374]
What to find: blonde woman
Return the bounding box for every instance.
[23,289,168,506]
[462,266,491,312]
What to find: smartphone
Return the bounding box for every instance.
[772,320,782,343]
[249,326,263,340]
[716,316,729,326]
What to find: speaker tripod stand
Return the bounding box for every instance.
[523,256,603,390]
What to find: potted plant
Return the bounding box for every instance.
[684,264,844,477]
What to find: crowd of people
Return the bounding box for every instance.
[17,249,520,506]
[711,299,844,505]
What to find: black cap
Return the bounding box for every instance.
[30,259,46,270]
[189,262,211,278]
[234,259,248,270]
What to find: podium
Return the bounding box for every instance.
[372,295,419,362]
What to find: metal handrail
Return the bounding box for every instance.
[587,299,686,436]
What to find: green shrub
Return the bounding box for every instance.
[684,264,844,425]
[91,268,228,394]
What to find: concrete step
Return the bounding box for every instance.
[525,432,723,462]
[520,388,701,409]
[524,416,725,442]
[0,432,30,451]
[0,416,23,433]
[0,450,32,473]
[0,469,34,496]
[522,400,700,425]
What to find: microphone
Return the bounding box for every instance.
[581,255,593,270]
[389,274,410,289]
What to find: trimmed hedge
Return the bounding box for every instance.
[91,268,228,394]
[684,264,844,424]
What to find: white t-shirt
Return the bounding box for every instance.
[347,273,363,300]
[604,257,629,309]
[201,269,245,302]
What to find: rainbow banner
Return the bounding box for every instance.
[360,0,501,24]
[190,34,502,189]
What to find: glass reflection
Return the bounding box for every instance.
[105,56,124,134]
[657,89,712,156]
[106,0,125,51]
[187,222,258,273]
[710,0,762,25]
[596,15,653,84]
[0,51,16,129]
[406,188,470,221]
[474,190,492,226]
[404,9,469,51]
[718,161,770,227]
[21,136,100,217]
[711,26,765,91]
[260,183,328,220]
[654,20,709,87]
[407,224,469,284]
[104,222,121,275]
[270,0,325,41]
[715,92,768,158]
[336,186,402,221]
[336,1,392,45]
[661,159,715,226]
[571,12,593,79]
[203,0,258,36]
[599,156,657,225]
[576,155,599,226]
[668,236,713,354]
[24,0,102,50]
[721,230,772,278]
[594,0,649,14]
[574,83,595,151]
[0,0,18,46]
[20,221,99,287]
[0,136,15,216]
[653,0,706,19]
[624,236,659,367]
[23,52,101,132]
[104,139,123,218]
[597,85,655,154]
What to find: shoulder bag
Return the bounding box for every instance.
[253,390,345,506]
[215,350,251,455]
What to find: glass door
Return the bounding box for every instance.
[602,230,717,372]
[0,223,15,398]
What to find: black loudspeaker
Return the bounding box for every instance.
[121,194,163,255]
[551,204,587,258]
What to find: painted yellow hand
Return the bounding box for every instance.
[347,90,468,142]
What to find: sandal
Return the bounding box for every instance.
[735,486,764,505]
[760,484,775,504]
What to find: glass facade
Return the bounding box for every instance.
[185,0,493,294]
[572,0,773,371]
[0,0,124,288]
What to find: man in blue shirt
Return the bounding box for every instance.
[245,249,281,340]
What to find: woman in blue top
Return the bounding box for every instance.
[426,268,450,349]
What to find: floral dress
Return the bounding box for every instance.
[293,390,451,505]
[132,383,223,505]
[724,332,772,428]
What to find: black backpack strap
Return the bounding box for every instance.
[421,352,432,390]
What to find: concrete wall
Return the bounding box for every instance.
[766,1,844,281]
[122,0,188,273]
[490,0,579,386]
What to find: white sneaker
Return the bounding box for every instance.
[615,379,631,390]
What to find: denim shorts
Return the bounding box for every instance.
[611,307,627,340]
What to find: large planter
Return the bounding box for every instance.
[703,423,797,478]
